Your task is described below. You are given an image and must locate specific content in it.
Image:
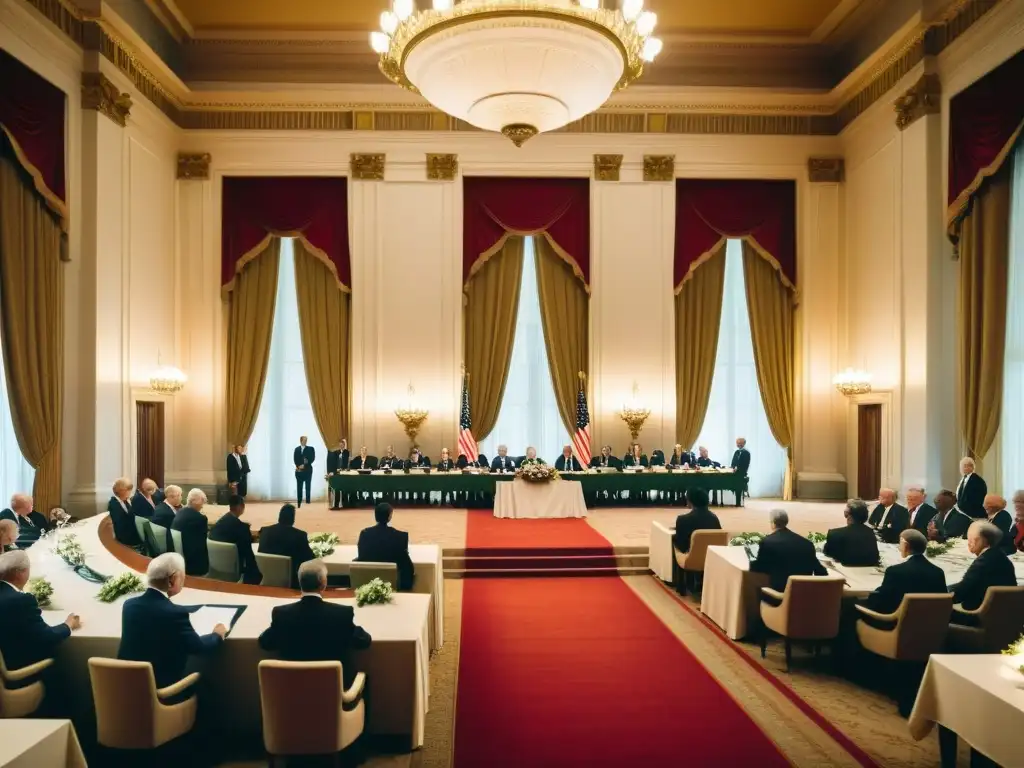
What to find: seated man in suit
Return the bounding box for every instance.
[108,477,143,550]
[949,521,1017,617]
[588,445,618,469]
[730,437,751,477]
[955,456,987,519]
[927,489,971,541]
[403,448,428,469]
[326,439,349,510]
[868,487,909,544]
[983,494,1014,552]
[1,493,50,548]
[131,479,160,519]
[1009,490,1024,555]
[457,452,489,469]
[669,444,695,468]
[905,485,936,534]
[259,559,372,687]
[0,550,80,671]
[151,485,181,530]
[672,487,721,555]
[349,445,372,470]
[117,553,226,688]
[695,446,721,469]
[491,445,517,473]
[750,509,827,593]
[823,499,879,567]
[863,529,946,614]
[377,445,399,470]
[171,488,211,577]
[357,502,415,591]
[0,519,17,553]
[555,445,582,472]
[258,504,316,589]
[208,495,262,584]
[623,443,648,468]
[436,447,456,472]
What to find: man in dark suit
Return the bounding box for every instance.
[868,488,909,544]
[950,521,1017,614]
[349,446,373,471]
[326,439,349,510]
[377,445,399,471]
[905,486,937,534]
[259,559,371,686]
[131,479,160,519]
[695,446,721,468]
[294,436,315,507]
[955,456,987,519]
[983,494,1013,552]
[436,447,456,472]
[490,445,517,473]
[555,445,582,472]
[258,504,316,589]
[108,478,143,549]
[0,550,80,670]
[151,485,181,530]
[589,445,619,469]
[823,499,879,567]
[171,489,210,577]
[208,495,261,584]
[402,449,428,469]
[672,487,721,553]
[669,444,695,468]
[928,489,971,541]
[357,503,415,591]
[730,437,751,476]
[457,452,489,469]
[1,494,50,548]
[750,509,827,592]
[226,444,251,499]
[118,553,226,688]
[864,529,947,613]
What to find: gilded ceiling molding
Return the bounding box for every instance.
[177,153,211,180]
[21,0,85,45]
[643,155,674,182]
[593,155,623,181]
[350,154,385,181]
[81,72,132,127]
[426,154,458,181]
[894,74,942,131]
[807,158,845,183]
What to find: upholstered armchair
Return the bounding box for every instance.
[0,651,52,718]
[256,552,293,588]
[673,529,730,595]
[258,660,366,765]
[759,576,845,671]
[206,539,241,582]
[855,594,954,661]
[947,586,1024,653]
[88,658,199,749]
[350,562,398,589]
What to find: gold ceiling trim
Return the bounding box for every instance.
[894,73,941,130]
[593,154,623,181]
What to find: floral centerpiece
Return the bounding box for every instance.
[26,576,54,608]
[807,531,827,551]
[1002,635,1024,676]
[308,532,340,559]
[516,459,559,484]
[926,541,955,558]
[54,533,86,567]
[97,572,145,603]
[355,577,394,607]
[729,532,764,547]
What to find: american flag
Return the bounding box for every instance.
[458,375,478,461]
[572,379,591,466]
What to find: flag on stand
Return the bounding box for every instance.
[458,374,478,462]
[572,375,592,467]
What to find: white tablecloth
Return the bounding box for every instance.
[493,479,587,519]
[700,546,771,640]
[0,720,86,768]
[909,655,1024,765]
[649,521,675,582]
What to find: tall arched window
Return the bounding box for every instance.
[0,335,34,505]
[1002,141,1024,494]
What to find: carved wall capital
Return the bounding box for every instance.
[177,153,211,180]
[426,153,458,181]
[643,155,675,182]
[81,72,132,127]
[593,154,623,181]
[894,73,941,131]
[807,157,845,183]
[350,153,385,181]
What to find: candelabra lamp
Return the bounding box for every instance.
[833,368,872,397]
[618,406,651,442]
[395,384,428,448]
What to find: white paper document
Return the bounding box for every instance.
[189,606,238,636]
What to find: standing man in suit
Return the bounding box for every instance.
[117,553,226,688]
[730,437,751,476]
[823,499,879,566]
[0,550,80,670]
[226,444,251,499]
[259,559,371,687]
[356,503,415,591]
[868,488,909,544]
[294,436,315,507]
[491,445,517,473]
[326,439,349,510]
[949,521,1017,614]
[750,509,827,592]
[555,445,582,472]
[1,494,50,548]
[955,456,987,519]
[258,504,316,589]
[982,494,1014,553]
[171,488,211,577]
[864,529,946,614]
[208,495,261,584]
[906,486,936,534]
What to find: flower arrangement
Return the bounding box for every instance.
[96,572,145,603]
[308,532,341,559]
[54,533,87,567]
[26,577,54,608]
[926,541,955,558]
[516,461,560,483]
[355,577,394,607]
[729,532,765,547]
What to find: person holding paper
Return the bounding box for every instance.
[0,550,80,670]
[208,495,262,585]
[118,553,226,688]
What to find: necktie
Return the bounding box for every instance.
[957,475,967,499]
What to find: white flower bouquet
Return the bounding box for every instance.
[516,461,560,483]
[308,532,341,558]
[926,541,955,558]
[96,572,145,603]
[355,577,394,606]
[54,533,87,567]
[26,576,54,608]
[729,532,765,547]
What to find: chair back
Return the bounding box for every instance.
[350,562,398,589]
[147,522,169,555]
[257,552,292,588]
[892,593,955,660]
[975,586,1024,651]
[259,661,343,755]
[0,650,46,719]
[366,456,378,469]
[683,530,730,572]
[780,576,846,640]
[170,528,183,555]
[206,539,240,582]
[89,658,159,748]
[134,516,149,547]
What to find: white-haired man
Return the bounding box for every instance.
[555,445,581,472]
[0,550,80,670]
[949,521,1016,618]
[750,509,826,593]
[955,456,987,519]
[118,553,226,688]
[171,489,210,576]
[131,478,160,519]
[868,488,909,544]
[491,445,517,473]
[0,519,18,553]
[0,493,50,547]
[905,486,936,534]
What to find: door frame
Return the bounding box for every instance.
[845,389,896,501]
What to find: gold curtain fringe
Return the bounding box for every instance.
[946,119,1024,242]
[0,125,69,240]
[675,235,797,298]
[220,230,350,298]
[464,229,589,293]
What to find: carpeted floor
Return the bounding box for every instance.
[463,509,614,554]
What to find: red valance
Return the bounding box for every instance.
[947,49,1024,239]
[674,179,796,291]
[221,176,351,293]
[463,177,589,289]
[0,49,67,229]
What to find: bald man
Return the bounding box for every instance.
[868,488,909,544]
[983,494,1013,553]
[0,494,49,547]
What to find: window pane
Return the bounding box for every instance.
[0,330,35,506]
[1002,142,1024,494]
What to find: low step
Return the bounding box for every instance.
[446,566,652,579]
[445,554,649,571]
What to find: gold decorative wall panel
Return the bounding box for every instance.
[807,158,845,183]
[426,154,458,181]
[350,153,385,181]
[81,72,132,126]
[894,74,941,131]
[643,155,675,182]
[593,155,623,181]
[177,152,211,180]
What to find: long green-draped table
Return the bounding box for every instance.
[328,470,747,507]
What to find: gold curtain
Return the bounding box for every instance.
[742,240,796,500]
[674,243,727,449]
[0,151,64,514]
[464,236,525,440]
[534,235,589,432]
[294,239,350,447]
[225,237,281,446]
[958,165,1012,460]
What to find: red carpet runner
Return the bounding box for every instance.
[464,510,614,555]
[453,576,790,767]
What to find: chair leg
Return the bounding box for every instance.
[759,624,768,658]
[784,638,792,672]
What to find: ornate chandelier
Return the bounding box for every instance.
[833,368,872,397]
[370,0,662,145]
[149,365,187,395]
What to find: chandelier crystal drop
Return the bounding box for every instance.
[149,365,187,395]
[370,0,662,145]
[833,368,873,397]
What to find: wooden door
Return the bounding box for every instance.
[857,403,882,500]
[136,401,165,488]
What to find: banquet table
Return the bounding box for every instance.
[649,521,675,582]
[493,479,587,519]
[0,720,86,768]
[26,516,431,750]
